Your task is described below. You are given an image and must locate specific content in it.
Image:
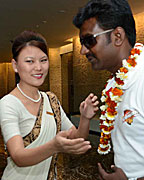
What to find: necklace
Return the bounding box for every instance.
[98,43,144,155]
[17,84,41,103]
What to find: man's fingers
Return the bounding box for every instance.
[111,165,117,172]
[98,163,107,179]
[98,175,103,180]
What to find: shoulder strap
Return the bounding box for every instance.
[46,92,61,180]
[46,91,61,133]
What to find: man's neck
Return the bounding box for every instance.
[111,42,133,74]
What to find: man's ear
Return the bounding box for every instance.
[11,59,18,73]
[112,27,125,47]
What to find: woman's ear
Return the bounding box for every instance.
[11,59,18,73]
[112,27,125,47]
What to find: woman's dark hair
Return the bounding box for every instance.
[12,30,48,83]
[73,0,136,47]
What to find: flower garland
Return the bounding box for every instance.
[98,43,144,155]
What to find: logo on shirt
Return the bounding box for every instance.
[122,109,138,125]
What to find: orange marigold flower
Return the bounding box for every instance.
[106,97,111,103]
[115,77,124,85]
[100,120,104,124]
[127,59,137,67]
[106,119,114,124]
[100,125,107,130]
[98,146,109,152]
[101,125,114,132]
[107,107,117,115]
[100,138,108,145]
[135,48,140,55]
[106,87,112,97]
[107,111,117,116]
[101,132,111,139]
[107,100,117,108]
[120,67,128,73]
[112,87,123,96]
[101,111,105,115]
[130,48,135,55]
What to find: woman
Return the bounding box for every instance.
[0,31,99,180]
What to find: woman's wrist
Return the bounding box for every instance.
[80,114,91,121]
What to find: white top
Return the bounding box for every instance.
[0,92,73,180]
[0,92,73,144]
[107,49,144,178]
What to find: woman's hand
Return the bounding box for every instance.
[80,93,99,120]
[68,93,99,140]
[53,129,91,154]
[98,163,127,180]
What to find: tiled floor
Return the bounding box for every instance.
[0,134,114,180]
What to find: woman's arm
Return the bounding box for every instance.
[68,93,99,139]
[7,130,91,167]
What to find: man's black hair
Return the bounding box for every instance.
[73,0,136,47]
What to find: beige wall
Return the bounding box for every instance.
[0,63,15,97]
[48,48,62,103]
[135,12,144,44]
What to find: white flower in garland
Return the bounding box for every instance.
[100,95,106,102]
[100,105,108,111]
[100,114,106,120]
[116,70,128,80]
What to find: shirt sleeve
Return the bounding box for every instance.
[0,97,21,144]
[60,105,74,131]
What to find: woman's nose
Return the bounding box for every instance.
[35,61,42,70]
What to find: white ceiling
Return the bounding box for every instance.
[0,0,144,62]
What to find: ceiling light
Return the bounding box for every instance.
[59,10,65,13]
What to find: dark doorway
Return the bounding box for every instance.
[61,52,74,115]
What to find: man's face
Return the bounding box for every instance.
[79,17,119,73]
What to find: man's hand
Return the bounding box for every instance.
[98,163,127,180]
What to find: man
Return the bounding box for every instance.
[73,0,144,179]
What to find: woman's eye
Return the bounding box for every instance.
[26,60,33,63]
[41,59,48,62]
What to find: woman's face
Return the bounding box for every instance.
[12,45,49,88]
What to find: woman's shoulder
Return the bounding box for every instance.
[0,94,21,106]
